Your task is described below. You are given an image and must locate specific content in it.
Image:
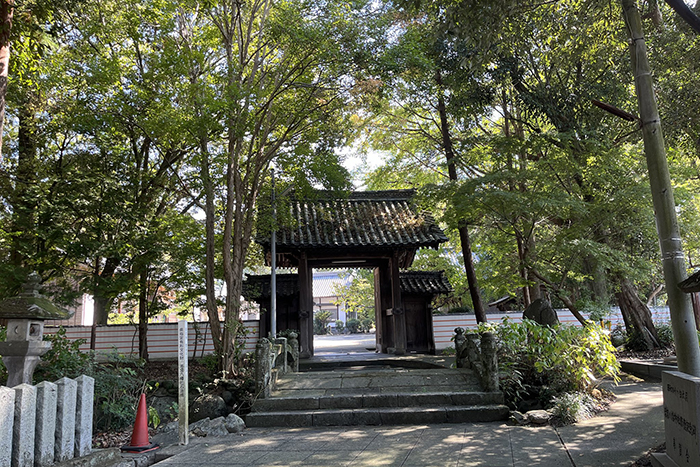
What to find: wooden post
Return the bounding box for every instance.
[622,0,700,376]
[177,320,188,445]
[298,252,313,358]
[391,251,406,355]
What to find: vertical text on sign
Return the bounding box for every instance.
[177,320,188,446]
[662,371,700,466]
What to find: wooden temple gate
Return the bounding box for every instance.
[251,189,450,358]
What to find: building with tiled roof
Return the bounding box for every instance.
[257,189,449,357]
[261,190,448,269]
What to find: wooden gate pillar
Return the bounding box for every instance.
[298,252,314,358]
[374,261,393,353]
[390,250,406,355]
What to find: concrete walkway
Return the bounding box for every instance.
[156,377,662,467]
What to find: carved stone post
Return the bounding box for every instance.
[287,332,300,372]
[480,332,499,392]
[454,327,467,368]
[255,339,273,399]
[465,332,480,367]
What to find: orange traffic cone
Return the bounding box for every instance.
[121,393,159,453]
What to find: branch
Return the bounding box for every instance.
[664,0,700,34]
[529,268,589,325]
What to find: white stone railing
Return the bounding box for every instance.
[0,375,94,467]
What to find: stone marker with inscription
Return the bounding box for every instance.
[653,371,700,467]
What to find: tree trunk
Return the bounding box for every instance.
[138,267,149,361]
[0,0,13,163]
[435,70,486,323]
[10,90,39,274]
[92,257,120,324]
[622,0,700,375]
[198,137,222,360]
[530,268,588,325]
[616,277,659,350]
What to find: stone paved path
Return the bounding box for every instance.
[157,379,663,466]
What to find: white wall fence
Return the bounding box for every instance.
[432,306,672,350]
[42,307,672,357]
[1,375,94,467]
[44,321,260,360]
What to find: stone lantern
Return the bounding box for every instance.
[0,272,73,387]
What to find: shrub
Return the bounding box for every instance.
[314,311,331,335]
[34,327,93,382]
[360,318,373,333]
[479,318,620,408]
[91,352,145,431]
[655,323,675,348]
[346,318,361,333]
[550,392,597,425]
[335,320,344,333]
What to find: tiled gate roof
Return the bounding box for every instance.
[400,271,453,295]
[267,189,448,249]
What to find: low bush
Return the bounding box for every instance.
[360,318,373,332]
[313,311,331,335]
[479,318,620,410]
[550,392,597,425]
[346,318,361,333]
[34,327,93,382]
[623,322,675,351]
[335,320,345,333]
[91,352,145,431]
[30,328,145,432]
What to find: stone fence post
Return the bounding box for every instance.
[480,332,499,392]
[0,375,93,467]
[452,328,500,393]
[255,339,273,399]
[454,327,467,368]
[0,387,14,467]
[288,332,299,373]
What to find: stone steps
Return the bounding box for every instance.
[246,364,509,428]
[251,391,504,412]
[245,404,509,427]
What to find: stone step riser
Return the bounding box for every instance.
[252,392,504,412]
[246,405,510,428]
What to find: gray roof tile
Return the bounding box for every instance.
[267,190,447,249]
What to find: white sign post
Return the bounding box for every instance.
[177,320,188,446]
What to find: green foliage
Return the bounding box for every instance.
[656,323,675,348]
[91,352,145,431]
[550,392,597,425]
[148,405,161,429]
[314,311,332,335]
[333,270,375,320]
[624,322,675,351]
[34,328,93,382]
[361,318,374,333]
[578,300,612,323]
[479,318,620,408]
[198,353,221,375]
[335,320,345,333]
[346,318,361,334]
